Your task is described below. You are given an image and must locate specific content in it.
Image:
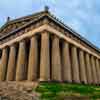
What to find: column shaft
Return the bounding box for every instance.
[91,56,97,84]
[0,53,2,81]
[40,32,50,81]
[62,41,72,82]
[71,46,80,83]
[28,36,38,81]
[85,53,92,84]
[52,36,62,81]
[16,41,26,81]
[0,47,8,81]
[79,50,87,84]
[96,58,100,84]
[7,45,16,81]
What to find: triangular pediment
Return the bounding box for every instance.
[0,11,46,37]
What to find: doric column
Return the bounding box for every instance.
[95,58,100,84]
[71,46,80,83]
[0,51,2,81]
[39,32,50,81]
[16,40,27,81]
[52,35,62,81]
[91,56,98,84]
[98,59,100,84]
[6,44,16,81]
[79,50,87,84]
[85,53,92,84]
[0,47,8,81]
[28,36,38,81]
[62,41,72,82]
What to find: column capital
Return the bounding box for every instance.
[30,34,38,40]
[71,44,77,49]
[2,45,9,50]
[41,30,49,34]
[8,42,18,48]
[19,39,26,43]
[61,38,67,43]
[51,34,61,40]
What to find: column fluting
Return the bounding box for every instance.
[16,40,27,81]
[85,53,92,84]
[28,36,38,81]
[91,56,98,84]
[51,36,62,81]
[95,58,100,84]
[62,41,72,82]
[79,50,87,84]
[71,46,80,83]
[7,44,16,81]
[0,47,8,81]
[40,32,50,81]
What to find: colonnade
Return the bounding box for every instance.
[0,31,100,85]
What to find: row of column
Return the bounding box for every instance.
[0,31,100,85]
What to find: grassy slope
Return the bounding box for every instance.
[34,83,100,100]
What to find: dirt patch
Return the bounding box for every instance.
[0,81,40,100]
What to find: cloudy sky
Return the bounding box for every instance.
[0,0,100,48]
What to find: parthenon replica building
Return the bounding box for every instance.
[0,7,100,85]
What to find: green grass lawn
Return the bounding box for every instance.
[34,82,100,100]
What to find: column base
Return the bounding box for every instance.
[98,84,100,86]
[51,80,63,83]
[39,80,63,83]
[39,78,50,82]
[63,80,72,83]
[95,84,99,86]
[72,80,80,84]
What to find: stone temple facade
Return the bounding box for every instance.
[0,7,100,85]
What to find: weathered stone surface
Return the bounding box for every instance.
[71,46,80,83]
[62,41,72,82]
[0,82,39,100]
[79,50,87,84]
[91,56,98,84]
[16,41,27,81]
[0,47,8,81]
[28,36,38,81]
[51,36,62,81]
[7,45,16,81]
[40,32,50,81]
[85,53,92,84]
